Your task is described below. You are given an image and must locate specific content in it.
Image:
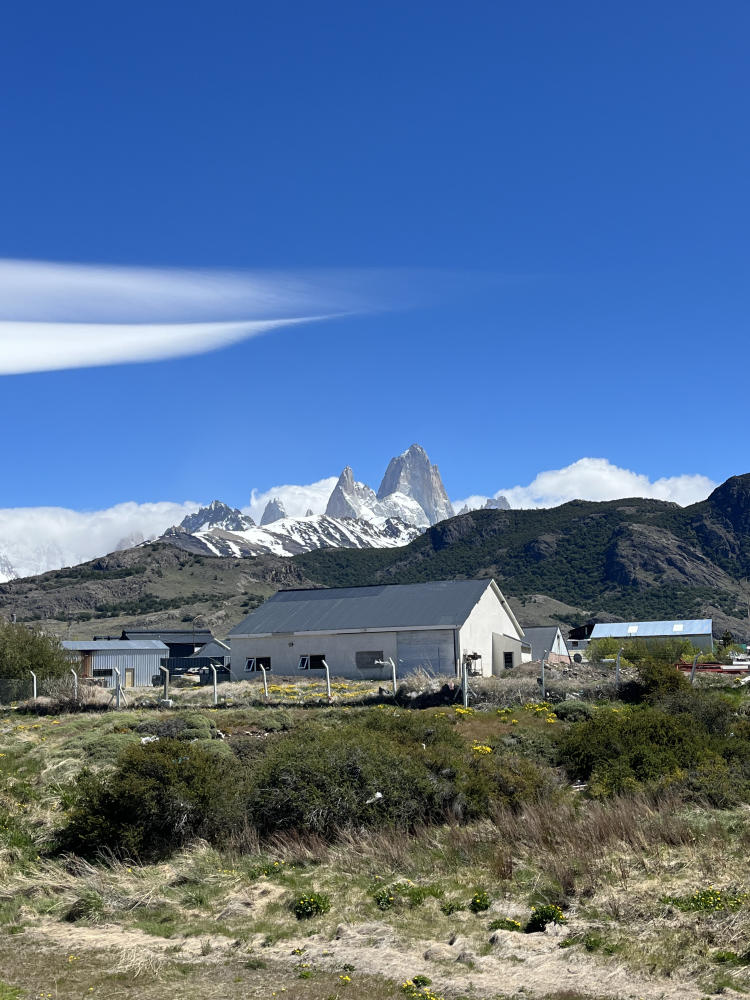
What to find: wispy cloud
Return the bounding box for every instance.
[0,259,398,374]
[453,458,717,511]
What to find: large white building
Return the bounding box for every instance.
[228,579,525,681]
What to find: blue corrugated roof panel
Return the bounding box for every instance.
[229,580,494,636]
[590,619,712,639]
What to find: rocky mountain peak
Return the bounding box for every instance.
[260,497,287,526]
[175,501,255,535]
[376,444,454,525]
[325,466,378,520]
[704,474,750,534]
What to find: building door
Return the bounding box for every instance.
[504,652,514,670]
[124,668,135,688]
[397,631,454,674]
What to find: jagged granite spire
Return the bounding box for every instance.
[260,497,287,526]
[325,466,378,520]
[376,444,454,525]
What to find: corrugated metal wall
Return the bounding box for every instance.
[90,650,163,687]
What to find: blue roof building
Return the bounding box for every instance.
[590,619,713,651]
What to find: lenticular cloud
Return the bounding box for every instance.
[0,259,377,374]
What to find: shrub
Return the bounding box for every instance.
[440,900,466,915]
[292,892,330,919]
[246,721,443,836]
[0,621,72,680]
[489,917,522,932]
[525,904,566,933]
[373,886,395,910]
[559,705,711,794]
[60,738,246,861]
[553,701,594,723]
[469,890,490,913]
[663,888,749,913]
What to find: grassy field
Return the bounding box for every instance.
[2,672,750,1000]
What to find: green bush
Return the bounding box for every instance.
[246,721,443,836]
[553,701,595,722]
[292,892,330,919]
[60,738,246,861]
[489,917,522,932]
[469,889,490,913]
[525,904,566,933]
[0,621,72,680]
[559,705,711,795]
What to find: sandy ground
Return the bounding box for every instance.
[17,909,738,1000]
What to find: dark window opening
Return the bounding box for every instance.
[245,656,271,672]
[503,652,514,669]
[356,650,385,671]
[299,654,326,670]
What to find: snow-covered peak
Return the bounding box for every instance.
[325,466,378,520]
[377,443,454,525]
[172,500,255,535]
[260,497,287,525]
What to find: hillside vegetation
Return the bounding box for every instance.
[3,663,750,999]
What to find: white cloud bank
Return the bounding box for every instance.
[454,457,717,511]
[0,501,200,580]
[246,477,338,522]
[0,259,394,374]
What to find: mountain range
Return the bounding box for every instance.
[3,471,750,642]
[159,443,456,559]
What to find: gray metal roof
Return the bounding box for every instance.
[123,630,213,644]
[63,640,169,651]
[522,626,565,661]
[229,580,495,636]
[590,619,713,639]
[191,638,230,658]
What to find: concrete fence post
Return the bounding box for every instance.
[321,659,332,702]
[70,668,78,701]
[112,668,127,709]
[462,658,469,708]
[615,647,623,688]
[258,665,269,700]
[389,656,397,698]
[29,670,37,701]
[540,651,547,701]
[690,653,699,685]
[158,665,169,701]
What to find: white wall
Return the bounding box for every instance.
[230,631,396,681]
[230,628,460,681]
[459,584,524,676]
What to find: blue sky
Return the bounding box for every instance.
[1,0,748,514]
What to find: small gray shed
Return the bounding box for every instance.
[62,639,169,688]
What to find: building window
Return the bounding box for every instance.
[570,640,578,648]
[93,667,113,677]
[503,652,514,669]
[245,656,271,672]
[355,651,385,671]
[298,654,326,670]
[627,625,638,635]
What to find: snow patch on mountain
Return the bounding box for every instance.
[178,513,420,559]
